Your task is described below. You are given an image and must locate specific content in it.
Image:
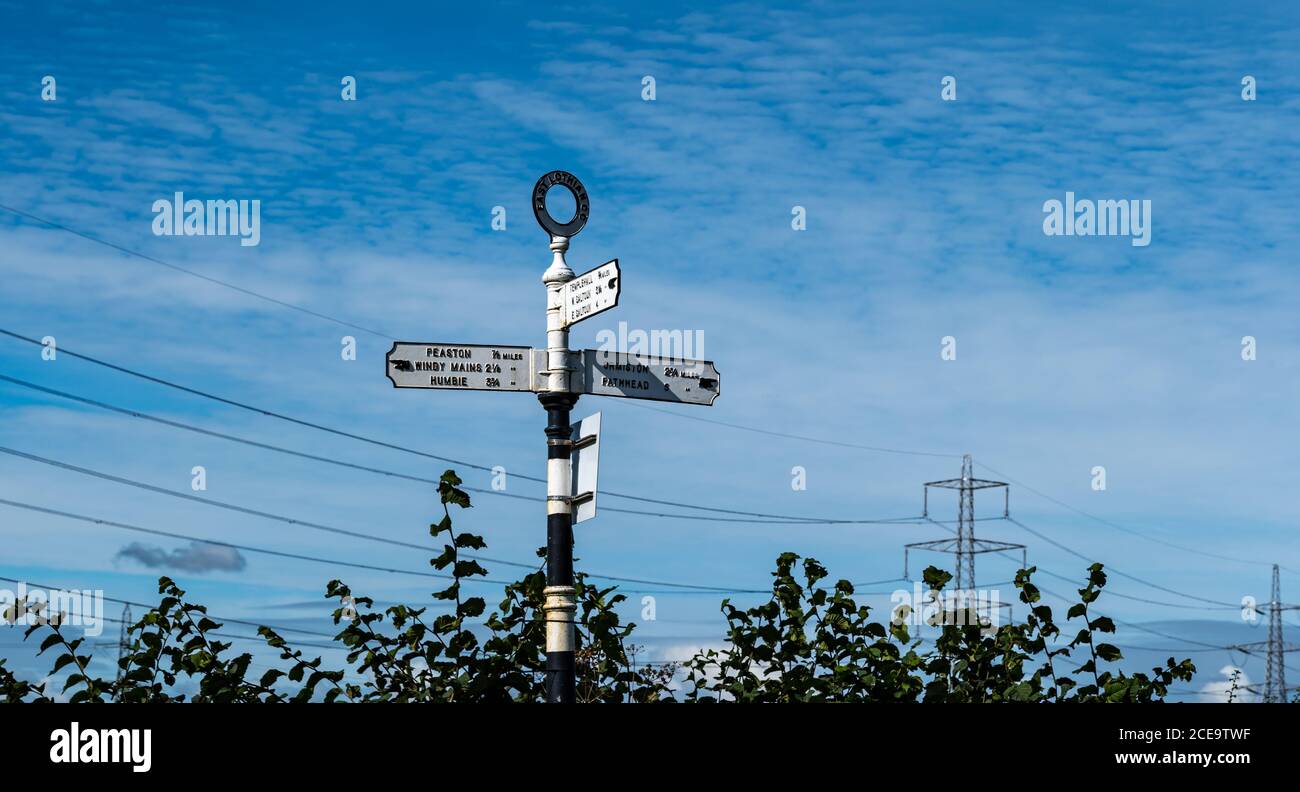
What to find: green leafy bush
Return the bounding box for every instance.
[0,470,1195,703]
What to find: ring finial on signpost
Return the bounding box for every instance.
[532,170,590,238]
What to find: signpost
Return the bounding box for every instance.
[385,343,535,391]
[384,170,723,703]
[579,351,720,405]
[561,259,619,328]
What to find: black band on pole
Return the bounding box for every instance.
[545,513,573,586]
[546,650,576,703]
[540,392,576,587]
[540,391,578,703]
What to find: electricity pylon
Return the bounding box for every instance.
[905,454,1025,591]
[90,602,132,701]
[1231,564,1300,702]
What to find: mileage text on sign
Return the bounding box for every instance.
[385,343,534,391]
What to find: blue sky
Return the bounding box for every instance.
[1,0,1298,699]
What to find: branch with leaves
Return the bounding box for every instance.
[3,469,1198,704]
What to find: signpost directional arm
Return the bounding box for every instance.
[561,259,620,328]
[385,343,535,391]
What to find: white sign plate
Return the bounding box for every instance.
[386,343,535,391]
[579,351,720,406]
[570,412,600,524]
[561,259,620,327]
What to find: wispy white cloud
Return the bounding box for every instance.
[0,2,1296,691]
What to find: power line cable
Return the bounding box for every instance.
[992,550,1297,676]
[613,390,1291,575]
[7,216,1273,615]
[0,497,514,584]
[1033,583,1233,652]
[0,444,473,556]
[1021,558,1238,611]
[977,459,1290,572]
[1003,516,1239,608]
[7,207,1286,576]
[0,573,336,638]
[920,515,1239,612]
[0,334,910,526]
[1,372,923,526]
[0,204,395,340]
[91,614,345,653]
[613,400,961,459]
[0,445,774,594]
[997,548,1291,669]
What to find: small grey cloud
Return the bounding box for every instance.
[115,541,246,574]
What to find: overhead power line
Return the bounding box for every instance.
[0,204,395,340]
[92,614,346,653]
[6,206,1287,578]
[0,497,514,584]
[0,333,915,526]
[1003,516,1239,609]
[0,573,336,639]
[988,570,1267,670]
[616,391,1291,576]
[0,374,915,526]
[0,444,468,555]
[614,400,961,459]
[7,210,1282,623]
[1024,559,1237,612]
[976,459,1287,572]
[1033,583,1233,652]
[922,513,1240,612]
[0,445,776,594]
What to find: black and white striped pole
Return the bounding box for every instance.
[533,171,590,703]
